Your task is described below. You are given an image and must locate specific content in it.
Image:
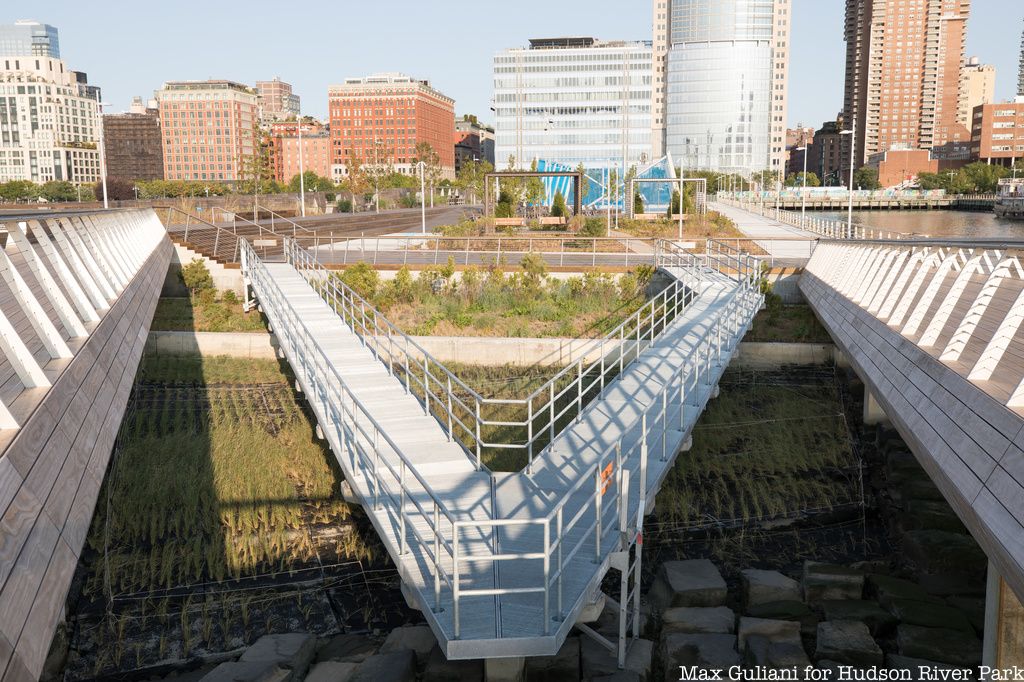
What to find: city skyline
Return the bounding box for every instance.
[21,0,1024,131]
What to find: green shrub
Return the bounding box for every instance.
[551,191,569,218]
[338,262,380,299]
[222,290,239,305]
[580,217,606,238]
[196,288,217,307]
[519,253,548,287]
[336,199,353,213]
[180,258,214,294]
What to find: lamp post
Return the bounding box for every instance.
[840,116,857,238]
[298,122,307,217]
[796,145,808,226]
[96,101,110,209]
[417,161,426,235]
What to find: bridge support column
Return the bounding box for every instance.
[863,389,890,426]
[984,562,1024,667]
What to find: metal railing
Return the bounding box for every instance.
[287,237,707,473]
[716,196,908,241]
[241,236,763,643]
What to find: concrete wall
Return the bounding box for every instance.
[0,238,172,681]
[164,244,243,297]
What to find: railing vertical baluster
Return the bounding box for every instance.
[543,522,550,635]
[557,506,564,619]
[594,468,602,562]
[446,375,453,442]
[423,356,430,415]
[433,503,441,612]
[453,521,460,638]
[527,398,534,473]
[576,362,583,423]
[400,460,407,555]
[549,382,555,442]
[475,399,482,471]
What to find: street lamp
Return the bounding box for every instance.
[840,116,857,238]
[298,122,307,217]
[416,160,426,235]
[795,146,808,226]
[96,101,110,209]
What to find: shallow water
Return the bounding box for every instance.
[816,209,1024,240]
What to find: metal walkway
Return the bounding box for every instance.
[241,238,762,659]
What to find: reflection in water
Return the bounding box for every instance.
[816,210,1024,239]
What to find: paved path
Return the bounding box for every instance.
[712,202,817,266]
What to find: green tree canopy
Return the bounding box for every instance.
[550,191,569,218]
[287,171,334,193]
[40,180,78,202]
[785,171,821,188]
[853,167,881,190]
[0,180,39,202]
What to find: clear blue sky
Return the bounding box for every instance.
[23,0,1024,130]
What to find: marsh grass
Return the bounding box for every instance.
[151,295,267,333]
[744,304,832,343]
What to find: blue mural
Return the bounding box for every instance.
[532,156,678,212]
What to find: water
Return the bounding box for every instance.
[816,209,1024,240]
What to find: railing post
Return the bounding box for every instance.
[594,467,603,563]
[446,375,453,442]
[527,398,534,473]
[433,503,442,612]
[557,506,564,619]
[475,399,482,471]
[423,356,430,415]
[576,361,583,423]
[549,382,555,442]
[543,522,551,635]
[453,521,460,638]
[400,460,407,555]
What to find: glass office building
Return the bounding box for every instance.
[0,20,60,58]
[493,37,653,174]
[663,0,788,174]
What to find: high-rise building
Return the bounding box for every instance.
[493,37,652,174]
[785,126,815,177]
[659,0,791,176]
[960,57,995,128]
[844,0,971,172]
[806,118,845,186]
[0,55,101,184]
[651,0,671,158]
[267,120,332,184]
[103,97,164,181]
[970,99,1024,166]
[1019,23,1024,97]
[0,20,59,58]
[256,77,301,122]
[155,80,259,182]
[454,116,495,174]
[328,72,455,180]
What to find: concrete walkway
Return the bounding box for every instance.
[712,202,817,266]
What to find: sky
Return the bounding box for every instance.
[23,0,1024,130]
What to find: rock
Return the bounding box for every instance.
[741,569,801,607]
[662,606,735,635]
[887,654,976,681]
[902,531,986,578]
[737,617,802,651]
[422,646,484,681]
[919,574,985,598]
[814,621,883,667]
[350,651,417,682]
[648,560,727,610]
[746,600,818,637]
[661,633,740,673]
[581,636,652,681]
[525,637,579,682]
[896,625,982,666]
[743,634,811,670]
[945,597,986,634]
[896,479,946,504]
[850,560,890,575]
[886,598,973,632]
[802,562,864,603]
[199,662,290,682]
[239,634,317,680]
[820,601,898,637]
[484,657,525,682]
[901,500,967,533]
[867,574,936,607]
[379,624,436,663]
[304,661,359,682]
[315,634,378,664]
[592,673,641,682]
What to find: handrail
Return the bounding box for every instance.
[253,202,317,237]
[241,234,764,641]
[285,236,709,472]
[716,196,906,241]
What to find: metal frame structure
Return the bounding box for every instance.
[627,177,707,236]
[240,235,762,659]
[483,171,584,217]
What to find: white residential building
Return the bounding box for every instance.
[657,0,791,175]
[493,37,653,173]
[0,55,101,184]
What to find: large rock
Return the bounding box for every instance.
[239,634,317,680]
[305,661,358,682]
[737,617,801,651]
[649,560,727,610]
[867,574,936,608]
[199,662,289,682]
[350,651,417,682]
[423,646,484,681]
[746,600,818,637]
[814,621,883,667]
[896,625,982,666]
[661,633,739,676]
[315,634,378,664]
[581,636,652,681]
[887,655,975,681]
[820,600,897,637]
[946,597,986,634]
[743,635,810,670]
[662,606,735,635]
[802,562,864,603]
[901,499,967,533]
[919,574,985,598]
[902,531,986,578]
[741,570,801,608]
[379,624,436,663]
[886,598,973,632]
[592,673,641,682]
[525,637,579,682]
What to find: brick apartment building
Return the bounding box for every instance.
[155,80,259,182]
[267,120,332,184]
[971,99,1024,166]
[454,116,495,173]
[256,77,300,122]
[806,119,845,186]
[102,97,164,181]
[328,72,455,181]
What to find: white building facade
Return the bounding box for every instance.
[493,37,653,173]
[0,55,101,184]
[660,0,790,175]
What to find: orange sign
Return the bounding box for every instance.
[600,462,614,495]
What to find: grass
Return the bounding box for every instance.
[151,294,267,333]
[336,260,655,339]
[744,303,832,343]
[614,211,746,243]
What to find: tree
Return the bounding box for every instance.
[39,181,78,202]
[550,191,569,218]
[666,190,681,219]
[853,166,881,190]
[0,180,39,202]
[362,139,395,212]
[238,128,276,197]
[94,177,135,201]
[456,158,493,204]
[785,171,821,188]
[413,141,443,205]
[633,192,644,215]
[524,159,545,217]
[340,150,369,211]
[179,258,213,294]
[751,170,779,188]
[288,171,334,193]
[959,162,1006,194]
